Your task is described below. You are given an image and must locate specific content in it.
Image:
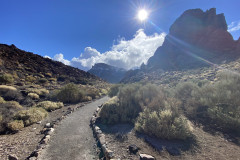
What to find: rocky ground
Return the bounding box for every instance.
[97,123,240,160]
[0,100,93,160]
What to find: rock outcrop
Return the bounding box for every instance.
[147,8,240,70]
[88,63,127,83]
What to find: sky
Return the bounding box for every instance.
[1,0,240,70]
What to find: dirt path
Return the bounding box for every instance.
[38,97,109,160]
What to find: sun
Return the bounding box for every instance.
[138,9,148,21]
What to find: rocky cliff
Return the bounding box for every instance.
[147,8,240,70]
[88,63,127,83]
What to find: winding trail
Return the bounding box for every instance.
[38,97,109,160]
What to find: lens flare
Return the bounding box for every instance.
[138,9,148,21]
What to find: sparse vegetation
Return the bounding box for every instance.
[27,93,39,99]
[15,107,48,126]
[108,84,123,97]
[100,83,193,140]
[36,101,63,111]
[0,73,14,84]
[7,120,24,132]
[53,83,85,103]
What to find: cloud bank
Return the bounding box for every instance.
[49,29,166,71]
[228,21,240,32]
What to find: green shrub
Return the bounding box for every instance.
[99,96,120,124]
[0,73,14,84]
[177,71,240,135]
[36,101,63,111]
[7,120,24,132]
[100,88,108,95]
[53,83,85,103]
[100,83,165,124]
[108,84,123,97]
[0,85,17,94]
[15,107,48,126]
[135,108,193,140]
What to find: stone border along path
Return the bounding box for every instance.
[26,96,109,160]
[91,101,156,160]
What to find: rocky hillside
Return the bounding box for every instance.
[147,8,240,70]
[88,63,127,83]
[0,44,102,85]
[122,8,240,83]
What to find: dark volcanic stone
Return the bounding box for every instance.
[128,144,139,154]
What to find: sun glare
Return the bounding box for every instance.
[138,9,148,21]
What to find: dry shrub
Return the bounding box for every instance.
[100,88,108,95]
[175,71,240,135]
[0,73,14,84]
[7,120,24,132]
[99,96,120,124]
[27,93,39,99]
[108,84,123,97]
[53,83,85,103]
[15,107,48,126]
[36,101,63,111]
[86,88,100,99]
[26,88,49,97]
[0,85,17,93]
[135,108,192,140]
[0,101,23,132]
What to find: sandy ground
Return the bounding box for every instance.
[98,123,240,160]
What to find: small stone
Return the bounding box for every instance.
[140,154,155,160]
[37,121,42,124]
[45,123,51,128]
[46,128,54,135]
[8,154,18,160]
[128,144,139,154]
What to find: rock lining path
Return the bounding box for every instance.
[38,97,109,160]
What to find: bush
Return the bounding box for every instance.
[0,73,14,84]
[108,84,123,97]
[7,120,24,132]
[53,83,85,103]
[176,71,240,135]
[100,83,164,124]
[100,88,108,95]
[0,101,23,132]
[27,93,39,99]
[135,108,193,140]
[26,88,49,97]
[36,101,63,111]
[86,88,100,99]
[15,107,48,126]
[0,85,17,94]
[99,96,120,124]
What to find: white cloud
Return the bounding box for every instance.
[228,21,240,32]
[48,29,166,71]
[44,55,51,59]
[53,53,71,65]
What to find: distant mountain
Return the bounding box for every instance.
[88,63,127,83]
[122,8,240,83]
[0,44,102,85]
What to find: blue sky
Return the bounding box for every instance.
[1,0,240,70]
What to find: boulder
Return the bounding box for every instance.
[128,144,139,154]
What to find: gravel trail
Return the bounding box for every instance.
[38,97,109,160]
